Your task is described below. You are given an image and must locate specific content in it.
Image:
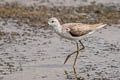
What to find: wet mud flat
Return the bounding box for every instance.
[0,2,120,80]
[0,19,120,80]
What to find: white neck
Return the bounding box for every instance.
[53,24,62,33]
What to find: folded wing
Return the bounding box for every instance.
[62,23,106,37]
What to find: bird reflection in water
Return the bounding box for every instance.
[64,67,84,80]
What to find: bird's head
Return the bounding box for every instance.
[48,17,60,27]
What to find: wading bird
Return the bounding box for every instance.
[48,17,107,68]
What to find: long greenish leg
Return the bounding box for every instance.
[64,51,76,64]
[73,67,77,78]
[73,42,79,68]
[73,40,85,67]
[79,40,85,49]
[64,40,85,64]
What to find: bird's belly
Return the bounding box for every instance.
[56,32,81,40]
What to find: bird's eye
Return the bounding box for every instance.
[51,21,54,23]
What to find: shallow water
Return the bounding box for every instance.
[0,19,120,80]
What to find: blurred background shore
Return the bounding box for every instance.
[0,0,120,25]
[0,0,120,7]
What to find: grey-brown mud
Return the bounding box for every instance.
[0,19,120,80]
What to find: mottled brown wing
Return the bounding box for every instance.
[62,23,104,37]
[62,23,92,36]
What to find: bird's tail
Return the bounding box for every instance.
[88,23,107,35]
[90,23,107,30]
[96,24,107,29]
